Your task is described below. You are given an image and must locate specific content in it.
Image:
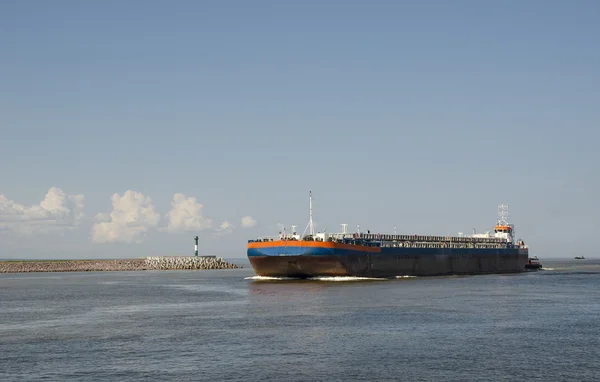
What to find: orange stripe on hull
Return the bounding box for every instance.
[247,240,381,253]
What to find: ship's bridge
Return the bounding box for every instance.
[494,225,513,234]
[494,225,514,242]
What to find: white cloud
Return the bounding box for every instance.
[213,220,234,237]
[240,215,257,228]
[220,221,233,230]
[91,190,160,243]
[0,187,84,235]
[162,193,213,233]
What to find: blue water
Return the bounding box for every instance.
[1,258,598,381]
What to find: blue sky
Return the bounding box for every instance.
[1,0,598,259]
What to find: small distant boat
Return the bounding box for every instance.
[525,256,542,270]
[574,256,585,260]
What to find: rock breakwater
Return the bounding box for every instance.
[145,256,241,270]
[0,259,147,273]
[0,256,241,273]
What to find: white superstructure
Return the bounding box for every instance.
[257,193,526,249]
[469,203,517,244]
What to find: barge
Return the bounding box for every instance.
[247,192,529,278]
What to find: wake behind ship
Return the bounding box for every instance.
[247,192,529,278]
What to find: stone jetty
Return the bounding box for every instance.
[145,256,240,270]
[0,256,241,273]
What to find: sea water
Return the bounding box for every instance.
[1,258,598,381]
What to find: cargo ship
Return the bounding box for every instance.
[247,192,529,278]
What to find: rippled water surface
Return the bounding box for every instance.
[1,258,599,381]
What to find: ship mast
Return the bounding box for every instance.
[309,191,315,236]
[301,191,316,238]
[497,203,509,226]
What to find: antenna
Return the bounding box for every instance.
[498,203,509,225]
[341,224,348,234]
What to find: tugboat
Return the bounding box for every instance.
[574,256,585,260]
[525,256,543,270]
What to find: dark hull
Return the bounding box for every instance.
[248,248,529,278]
